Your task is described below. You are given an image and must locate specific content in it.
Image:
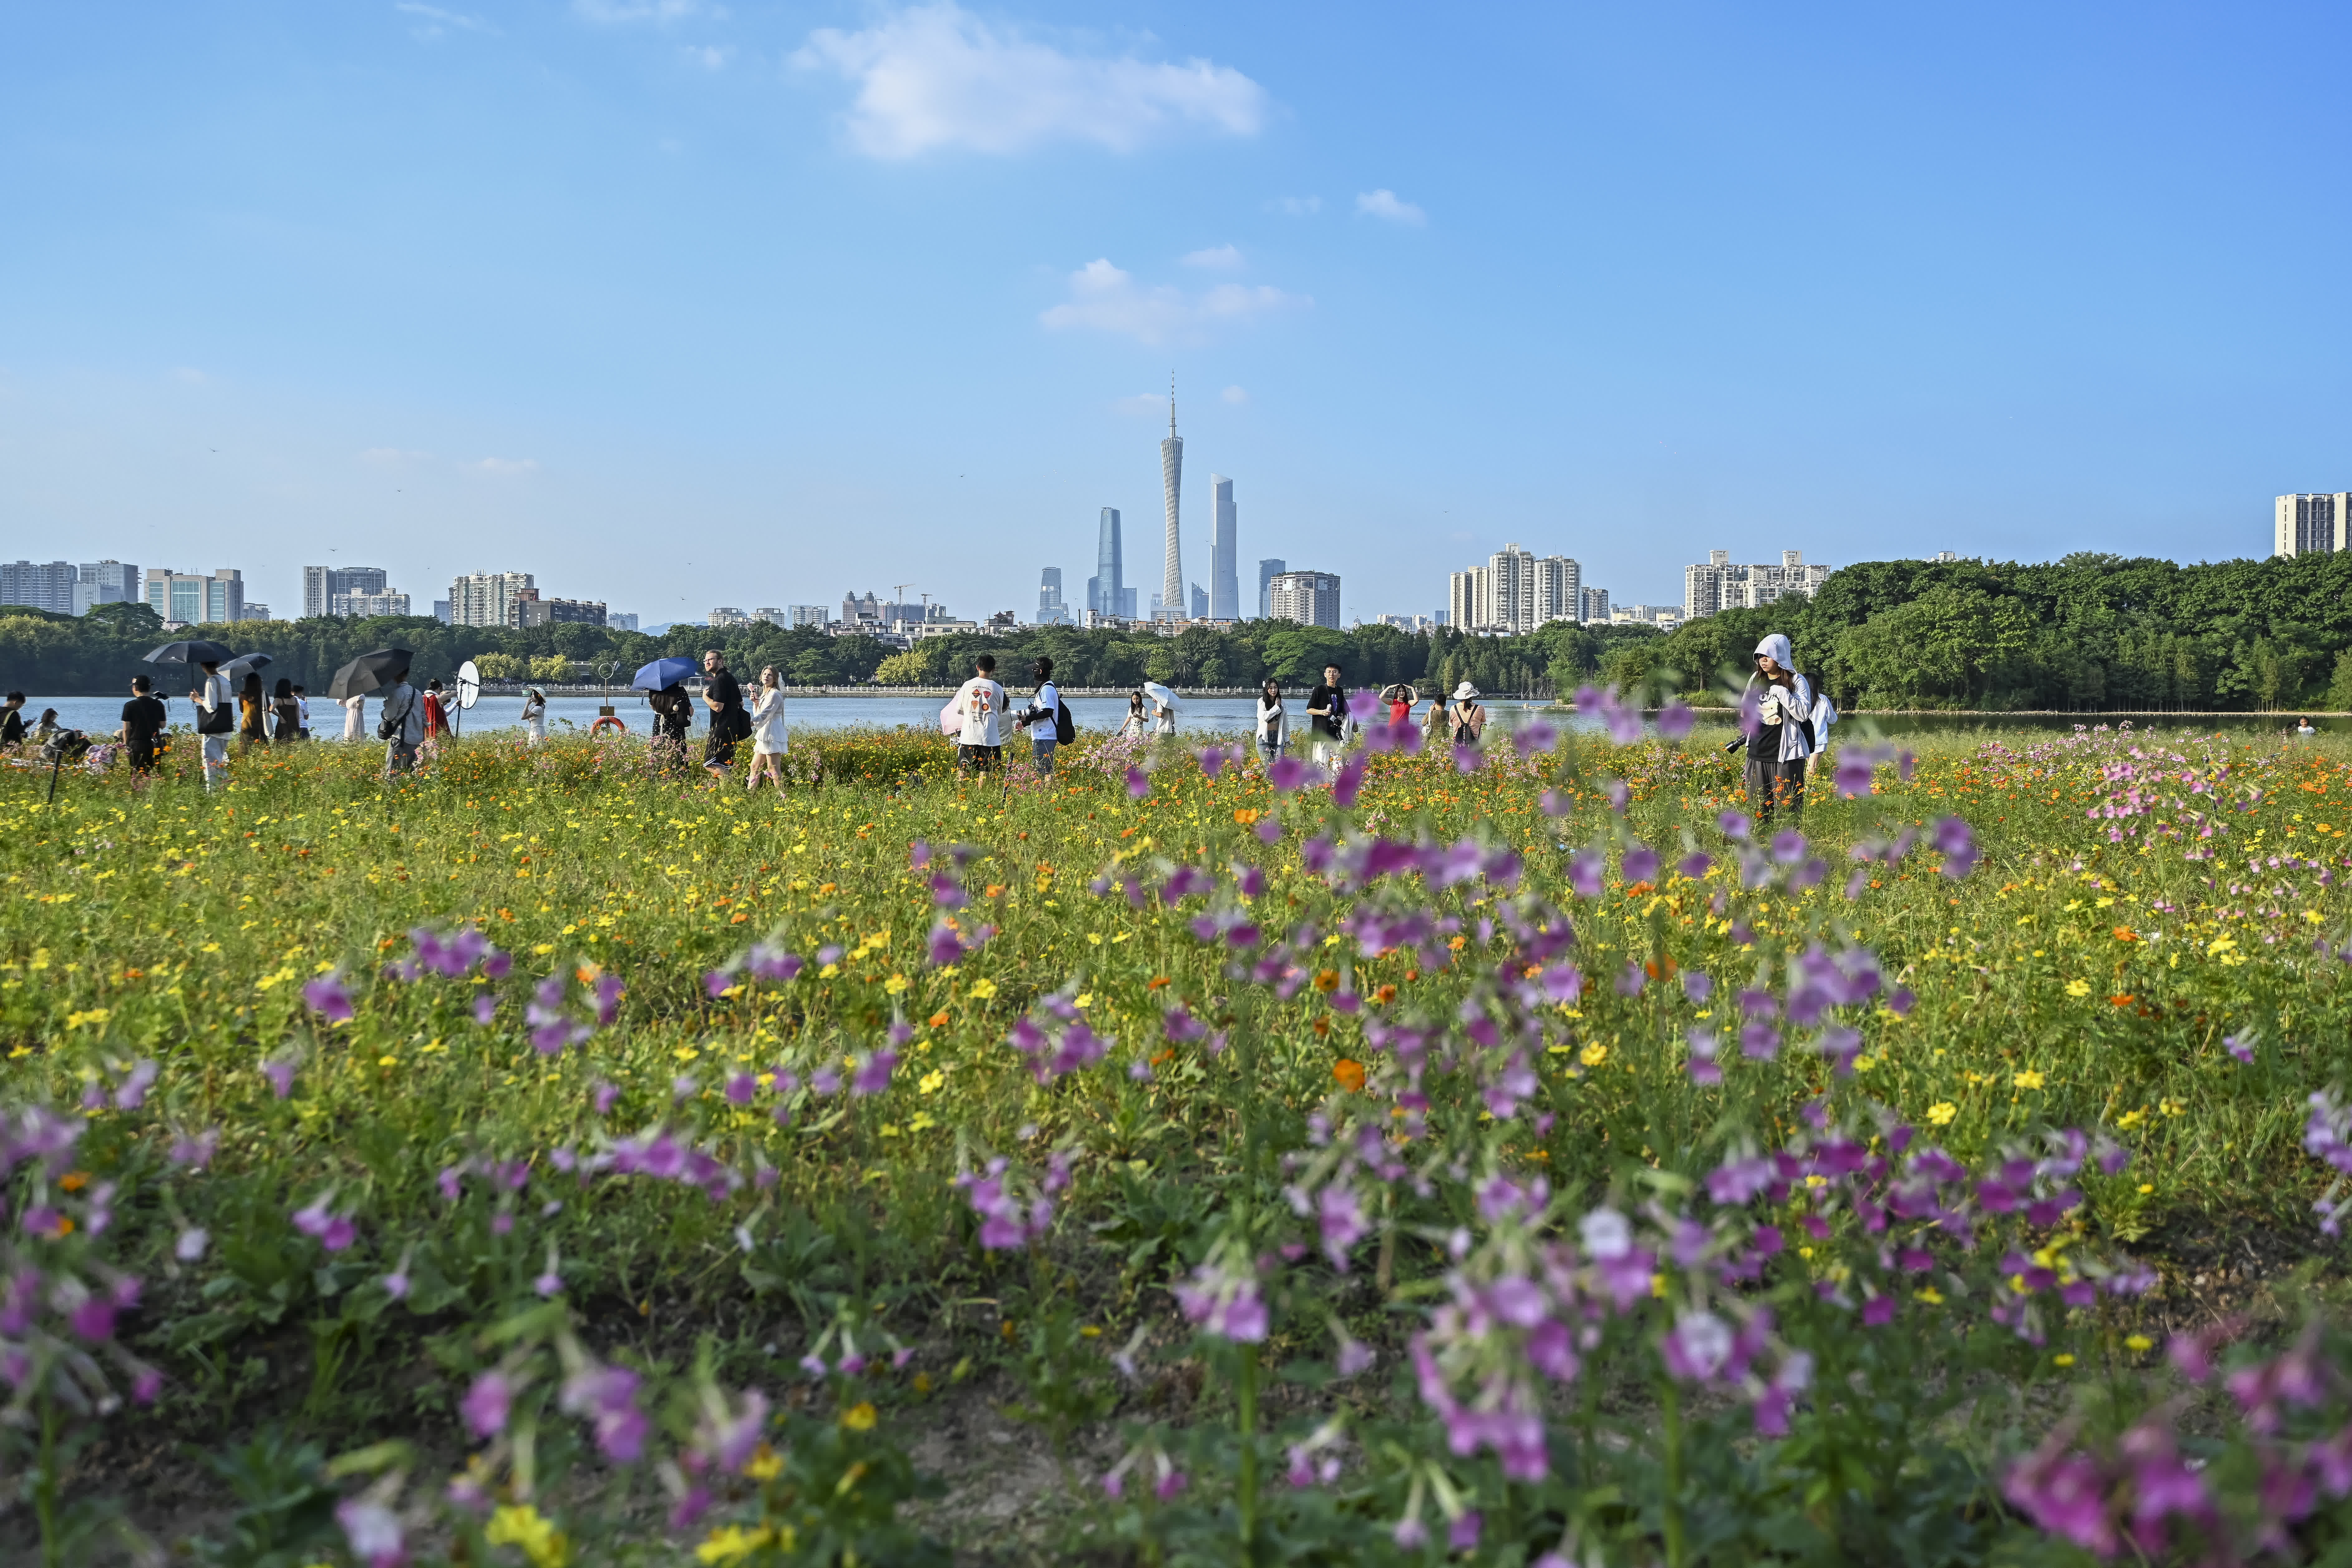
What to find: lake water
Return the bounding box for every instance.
[8,691,2331,744]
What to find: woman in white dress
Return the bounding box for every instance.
[1118,691,1147,739]
[342,694,366,742]
[745,666,788,794]
[1254,677,1287,769]
[521,687,548,746]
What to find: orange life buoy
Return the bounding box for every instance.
[590,715,628,737]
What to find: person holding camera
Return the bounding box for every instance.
[1741,633,1816,827]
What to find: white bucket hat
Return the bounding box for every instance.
[1452,682,1479,701]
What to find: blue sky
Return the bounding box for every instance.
[4,1,2349,627]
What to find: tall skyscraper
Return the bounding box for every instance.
[1210,475,1239,620]
[1581,586,1611,624]
[1094,507,1124,617]
[1190,582,1208,620]
[1268,570,1341,629]
[1038,567,1066,624]
[1257,558,1287,619]
[2277,494,2351,556]
[1160,379,1184,617]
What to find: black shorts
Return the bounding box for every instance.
[705,735,738,767]
[959,744,1001,770]
[127,740,158,773]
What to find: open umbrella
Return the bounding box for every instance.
[326,648,414,701]
[938,700,960,737]
[633,657,698,691]
[1142,681,1181,711]
[144,638,235,667]
[222,653,274,680]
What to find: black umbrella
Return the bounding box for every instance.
[222,652,274,680]
[144,638,235,667]
[326,647,415,701]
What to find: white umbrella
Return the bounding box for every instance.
[1142,681,1181,710]
[938,699,960,737]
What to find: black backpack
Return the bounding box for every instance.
[376,690,414,742]
[1055,700,1077,744]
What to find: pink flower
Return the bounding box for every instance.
[461,1370,512,1439]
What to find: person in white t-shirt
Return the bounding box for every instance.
[952,654,1007,773]
[191,658,231,791]
[1012,655,1062,776]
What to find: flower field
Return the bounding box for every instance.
[4,706,2352,1566]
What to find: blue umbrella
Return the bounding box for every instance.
[632,657,698,691]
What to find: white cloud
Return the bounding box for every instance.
[1267,195,1321,216]
[793,3,1266,158]
[1110,393,1166,416]
[360,447,431,467]
[1221,385,1248,405]
[679,43,732,69]
[1040,259,1306,346]
[396,2,496,40]
[1355,188,1426,226]
[471,457,539,475]
[1181,243,1243,270]
[574,0,715,22]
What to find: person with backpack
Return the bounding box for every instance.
[1447,682,1487,748]
[378,667,426,777]
[237,671,268,757]
[119,674,167,780]
[1741,632,1816,826]
[191,657,232,790]
[700,648,749,780]
[1012,655,1068,777]
[647,680,693,771]
[271,677,301,744]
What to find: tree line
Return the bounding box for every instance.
[9,550,2350,709]
[1605,551,2352,710]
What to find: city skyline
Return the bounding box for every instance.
[7,5,2345,627]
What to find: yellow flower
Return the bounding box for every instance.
[967,978,998,1000]
[695,1524,776,1564]
[2125,1334,2153,1352]
[485,1504,569,1568]
[2063,979,2090,997]
[1926,1102,1957,1126]
[841,1401,878,1431]
[883,974,909,995]
[918,1070,945,1095]
[2013,1070,2045,1090]
[743,1443,783,1480]
[2053,1353,2075,1367]
[1579,1042,1608,1068]
[1914,1286,1944,1304]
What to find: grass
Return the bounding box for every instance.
[3,718,2350,1565]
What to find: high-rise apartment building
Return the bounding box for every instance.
[304,565,391,618]
[1681,549,1830,619]
[1190,583,1208,620]
[1581,586,1611,624]
[1447,546,1580,632]
[1,561,76,614]
[710,608,751,628]
[520,598,606,628]
[72,561,141,615]
[334,592,411,618]
[1160,386,1184,618]
[1258,558,1287,620]
[1448,568,1487,634]
[787,606,826,629]
[1090,507,1125,618]
[1268,570,1341,629]
[609,612,639,632]
[1209,475,1239,620]
[449,572,536,628]
[144,567,246,625]
[2277,494,2352,556]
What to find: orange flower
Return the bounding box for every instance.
[58,1172,88,1193]
[928,1011,950,1028]
[1332,1059,1367,1093]
[2112,926,2138,943]
[1146,976,1172,990]
[1233,808,1261,826]
[1313,969,1341,994]
[1372,984,1398,1005]
[2108,994,2136,1007]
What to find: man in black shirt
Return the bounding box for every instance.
[1305,662,1347,774]
[119,675,167,777]
[700,649,747,779]
[0,691,24,750]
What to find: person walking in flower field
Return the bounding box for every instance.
[953,654,1007,773]
[744,666,789,794]
[1742,632,1816,826]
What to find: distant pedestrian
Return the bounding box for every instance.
[953,654,1007,772]
[271,677,301,743]
[191,658,232,790]
[1152,687,1176,736]
[342,692,367,743]
[1119,691,1147,739]
[1742,633,1816,827]
[0,692,24,752]
[1382,683,1414,727]
[1254,677,1288,767]
[422,680,452,740]
[1013,656,1062,776]
[2296,716,2318,738]
[521,687,548,746]
[237,672,268,756]
[1447,682,1488,748]
[745,666,789,794]
[1305,662,1347,774]
[1422,688,1447,742]
[701,649,748,779]
[293,684,311,738]
[119,675,166,782]
[648,680,692,769]
[379,667,425,777]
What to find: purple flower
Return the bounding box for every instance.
[1718,809,1751,840]
[1568,849,1605,899]
[1333,755,1369,807]
[291,1193,355,1251]
[851,1049,898,1096]
[263,1053,300,1100]
[704,969,734,999]
[1933,815,1978,878]
[168,1126,220,1168]
[1449,1512,1482,1551]
[303,972,355,1023]
[462,1370,512,1438]
[1197,746,1228,779]
[2002,1437,2115,1556]
[68,1295,117,1342]
[1126,766,1151,799]
[1268,756,1309,792]
[909,840,931,869]
[175,1226,210,1261]
[563,1365,648,1462]
[472,995,496,1025]
[111,1060,159,1110]
[337,1499,405,1568]
[1173,1256,1268,1343]
[1657,702,1695,740]
[2224,1033,2253,1064]
[1770,829,1807,864]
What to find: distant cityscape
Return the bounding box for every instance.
[4,495,2324,642]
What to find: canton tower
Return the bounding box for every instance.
[1160,374,1183,618]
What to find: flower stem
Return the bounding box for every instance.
[1236,1340,1259,1553]
[36,1393,60,1568]
[1661,1379,1686,1568]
